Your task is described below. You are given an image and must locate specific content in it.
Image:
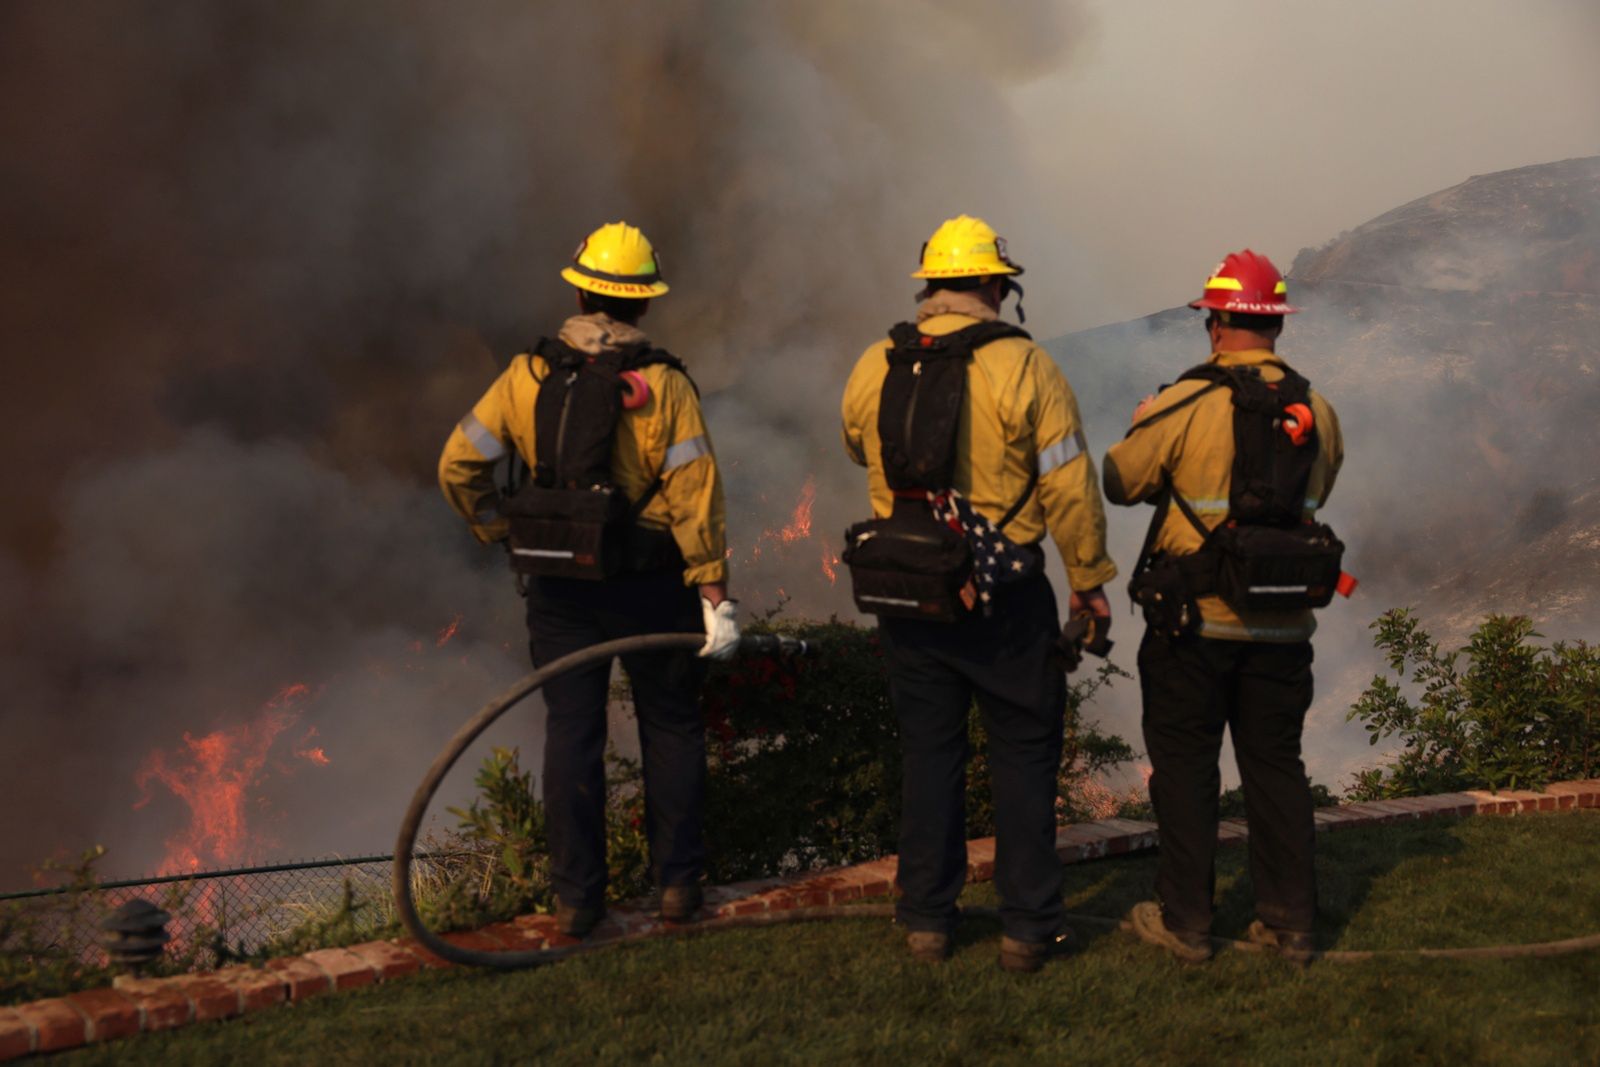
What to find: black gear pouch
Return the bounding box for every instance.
[842,514,973,622]
[1128,554,1201,640]
[1210,522,1344,611]
[503,485,631,580]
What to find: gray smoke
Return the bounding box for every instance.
[1060,156,1600,792]
[0,0,1088,882]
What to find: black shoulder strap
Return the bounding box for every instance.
[1130,484,1173,583]
[1126,367,1232,581]
[996,464,1037,532]
[532,335,586,370]
[885,319,1031,361]
[1123,367,1230,439]
[623,345,701,398]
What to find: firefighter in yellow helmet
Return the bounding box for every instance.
[840,215,1117,972]
[438,221,737,937]
[1104,250,1345,966]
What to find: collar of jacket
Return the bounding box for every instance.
[1208,347,1285,369]
[914,288,999,329]
[558,312,650,356]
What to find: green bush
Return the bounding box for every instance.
[1347,610,1600,799]
[700,617,1137,879]
[0,848,113,1006]
[419,616,1137,925]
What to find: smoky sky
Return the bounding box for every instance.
[0,0,1089,881]
[1,2,1595,883]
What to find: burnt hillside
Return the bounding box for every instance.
[1055,157,1600,638]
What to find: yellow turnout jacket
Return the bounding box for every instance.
[438,313,728,587]
[1103,348,1343,642]
[840,291,1117,593]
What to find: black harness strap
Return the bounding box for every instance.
[1126,376,1227,583]
[996,464,1038,532]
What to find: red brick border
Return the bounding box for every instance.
[2,778,1596,1061]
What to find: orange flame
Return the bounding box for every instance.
[778,476,815,543]
[133,683,328,874]
[435,612,463,647]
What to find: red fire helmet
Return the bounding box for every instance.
[1188,249,1300,315]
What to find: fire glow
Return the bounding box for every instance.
[740,475,839,586]
[133,683,328,875]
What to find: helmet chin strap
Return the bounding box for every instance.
[1003,277,1026,323]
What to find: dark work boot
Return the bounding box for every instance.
[999,925,1073,974]
[555,899,606,938]
[659,884,703,923]
[906,930,952,963]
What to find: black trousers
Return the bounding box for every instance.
[1138,630,1316,935]
[880,573,1065,944]
[525,567,707,908]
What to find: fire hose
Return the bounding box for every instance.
[394,633,1600,970]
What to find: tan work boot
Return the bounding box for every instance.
[1128,901,1214,964]
[999,926,1073,974]
[659,884,703,924]
[1246,920,1315,967]
[906,930,952,963]
[555,900,606,938]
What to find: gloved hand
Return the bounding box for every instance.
[699,597,741,660]
[1068,586,1113,647]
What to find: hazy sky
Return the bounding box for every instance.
[1006,0,1600,336]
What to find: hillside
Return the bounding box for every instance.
[1056,156,1600,640]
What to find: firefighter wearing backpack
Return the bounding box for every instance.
[840,215,1118,973]
[438,221,738,938]
[1103,250,1345,966]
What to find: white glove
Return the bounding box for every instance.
[699,597,741,660]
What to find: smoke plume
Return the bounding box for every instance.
[0,0,1088,881]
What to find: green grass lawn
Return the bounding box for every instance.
[62,812,1600,1066]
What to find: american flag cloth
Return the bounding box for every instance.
[927,488,1039,614]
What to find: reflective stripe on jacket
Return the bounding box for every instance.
[1102,347,1344,642]
[437,313,728,586]
[840,291,1118,593]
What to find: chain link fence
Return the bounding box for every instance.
[1,854,454,968]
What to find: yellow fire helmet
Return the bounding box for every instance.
[911,214,1024,279]
[560,221,670,298]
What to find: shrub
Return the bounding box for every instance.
[699,617,1137,879]
[1347,609,1600,799]
[414,615,1136,924]
[1,847,262,1006]
[0,848,113,1006]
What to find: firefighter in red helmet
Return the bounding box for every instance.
[1104,250,1346,966]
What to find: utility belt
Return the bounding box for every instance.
[501,482,679,581]
[1130,490,1344,638]
[842,484,1039,624]
[842,507,973,623]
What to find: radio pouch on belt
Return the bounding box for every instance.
[844,319,1031,622]
[502,338,689,580]
[1127,362,1345,631]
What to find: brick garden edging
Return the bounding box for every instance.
[3,780,1596,1060]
